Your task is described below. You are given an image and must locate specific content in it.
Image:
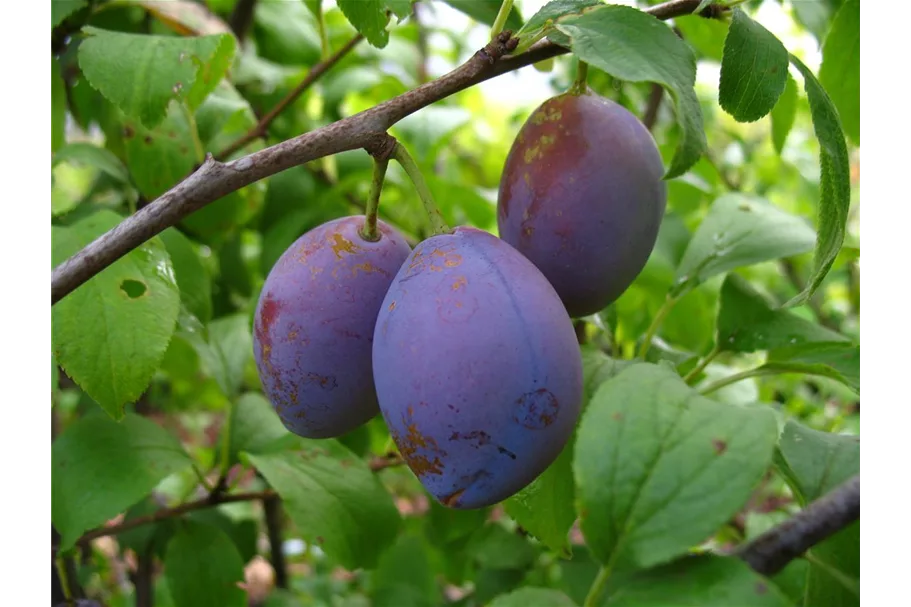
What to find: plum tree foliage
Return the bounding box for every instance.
[51,0,860,605]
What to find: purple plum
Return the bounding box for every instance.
[372,226,583,509]
[497,91,667,318]
[253,215,411,438]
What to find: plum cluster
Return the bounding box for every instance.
[253,89,664,509]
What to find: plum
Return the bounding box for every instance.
[372,226,583,509]
[253,215,411,438]
[497,91,667,318]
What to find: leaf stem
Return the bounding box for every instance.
[570,60,589,95]
[638,294,679,359]
[583,565,612,607]
[359,158,389,242]
[316,1,330,59]
[392,142,450,235]
[490,0,515,39]
[699,366,777,395]
[683,343,721,384]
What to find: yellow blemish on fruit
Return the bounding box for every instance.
[388,301,397,311]
[452,276,467,290]
[330,234,359,259]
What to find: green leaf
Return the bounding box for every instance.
[164,520,247,607]
[554,5,706,178]
[719,8,788,122]
[123,102,198,199]
[574,363,778,572]
[819,0,859,145]
[581,346,632,403]
[187,509,259,563]
[52,210,180,418]
[228,392,293,465]
[769,342,858,393]
[208,314,254,398]
[504,437,575,556]
[443,0,524,30]
[771,74,798,155]
[785,56,851,307]
[371,533,440,607]
[778,421,859,503]
[53,142,132,185]
[717,274,849,353]
[517,0,601,40]
[488,588,577,607]
[468,524,538,570]
[159,228,213,324]
[674,194,816,292]
[246,442,401,570]
[252,1,322,66]
[78,26,236,129]
[52,58,66,153]
[604,555,795,606]
[52,0,87,28]
[674,13,729,62]
[52,413,193,550]
[337,0,393,48]
[304,0,321,19]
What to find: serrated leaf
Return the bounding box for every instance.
[52,0,87,28]
[717,274,849,353]
[469,524,538,570]
[52,58,66,153]
[580,346,632,403]
[123,102,198,199]
[164,520,247,607]
[488,588,577,607]
[208,313,253,397]
[159,228,212,323]
[819,0,859,145]
[52,414,193,550]
[785,56,851,307]
[78,26,236,129]
[52,210,180,418]
[719,8,788,122]
[228,392,293,465]
[555,5,706,178]
[443,0,524,30]
[604,555,795,606]
[574,363,778,572]
[674,194,816,292]
[247,442,401,569]
[771,74,798,155]
[53,142,132,185]
[337,0,393,48]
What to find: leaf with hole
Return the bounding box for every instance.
[52,209,180,419]
[574,363,778,572]
[52,414,193,550]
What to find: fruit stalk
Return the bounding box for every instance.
[392,142,450,235]
[360,157,389,242]
[490,0,514,39]
[570,60,589,95]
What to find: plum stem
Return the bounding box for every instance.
[699,366,782,395]
[583,565,612,607]
[490,0,514,39]
[638,293,679,359]
[683,342,721,384]
[360,157,389,242]
[570,60,589,95]
[392,142,451,235]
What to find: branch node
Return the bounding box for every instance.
[365,132,398,162]
[479,31,517,64]
[699,3,729,19]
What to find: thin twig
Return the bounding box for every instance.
[217,34,365,160]
[51,0,709,306]
[262,491,288,589]
[737,475,860,576]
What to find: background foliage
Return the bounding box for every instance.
[51,0,860,605]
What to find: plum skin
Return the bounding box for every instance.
[253,215,412,438]
[372,226,583,509]
[497,91,668,318]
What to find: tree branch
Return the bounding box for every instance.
[737,474,860,577]
[50,0,708,305]
[217,33,365,160]
[228,0,258,43]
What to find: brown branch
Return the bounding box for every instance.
[736,474,860,577]
[50,0,708,306]
[642,83,664,132]
[262,493,288,588]
[228,0,258,43]
[217,33,365,160]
